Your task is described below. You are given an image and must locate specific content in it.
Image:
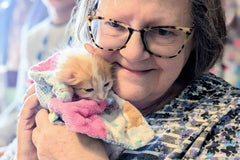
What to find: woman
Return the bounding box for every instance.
[17,0,240,159]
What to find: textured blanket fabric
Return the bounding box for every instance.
[28,52,154,150]
[49,98,108,138]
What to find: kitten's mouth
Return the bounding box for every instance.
[72,94,104,104]
[72,94,80,101]
[95,99,106,104]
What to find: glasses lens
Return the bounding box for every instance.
[90,19,129,50]
[144,27,187,57]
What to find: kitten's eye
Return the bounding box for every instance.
[84,88,94,92]
[104,82,110,87]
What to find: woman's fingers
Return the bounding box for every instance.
[23,84,36,101]
[19,94,40,130]
[32,127,39,147]
[21,84,42,126]
[32,109,49,147]
[17,92,40,160]
[35,109,50,128]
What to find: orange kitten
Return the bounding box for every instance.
[55,48,113,102]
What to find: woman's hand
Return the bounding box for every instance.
[17,84,109,160]
[16,84,40,160]
[32,109,109,160]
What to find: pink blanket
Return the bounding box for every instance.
[49,98,108,138]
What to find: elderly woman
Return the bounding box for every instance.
[16,0,240,160]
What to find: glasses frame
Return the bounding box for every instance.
[87,15,194,58]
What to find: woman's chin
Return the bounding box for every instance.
[114,84,148,105]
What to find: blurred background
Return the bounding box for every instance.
[0,0,75,154]
[210,0,240,87]
[0,0,48,112]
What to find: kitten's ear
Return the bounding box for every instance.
[56,70,78,86]
[84,43,100,55]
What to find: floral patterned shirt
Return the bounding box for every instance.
[118,73,240,160]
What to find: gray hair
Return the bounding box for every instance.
[69,0,97,46]
[180,0,226,82]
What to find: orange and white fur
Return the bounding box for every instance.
[55,48,113,102]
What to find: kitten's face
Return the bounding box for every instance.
[73,76,113,102]
[56,51,113,102]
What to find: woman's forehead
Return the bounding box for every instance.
[98,0,190,8]
[97,0,192,26]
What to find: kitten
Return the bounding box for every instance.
[55,48,113,102]
[55,48,123,159]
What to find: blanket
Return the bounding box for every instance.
[28,52,154,150]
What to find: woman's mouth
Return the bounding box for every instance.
[113,63,153,75]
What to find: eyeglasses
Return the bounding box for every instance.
[87,15,194,58]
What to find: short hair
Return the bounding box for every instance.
[70,0,226,82]
[180,0,226,82]
[69,0,97,45]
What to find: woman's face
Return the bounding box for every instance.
[89,0,193,111]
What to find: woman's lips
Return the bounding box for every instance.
[114,63,153,75]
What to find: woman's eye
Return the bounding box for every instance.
[84,88,94,92]
[106,21,120,28]
[104,82,110,87]
[104,21,126,31]
[158,28,171,36]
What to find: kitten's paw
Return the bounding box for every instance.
[55,86,74,102]
[48,111,64,125]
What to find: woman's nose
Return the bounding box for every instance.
[120,31,150,62]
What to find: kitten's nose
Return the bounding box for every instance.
[97,94,106,101]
